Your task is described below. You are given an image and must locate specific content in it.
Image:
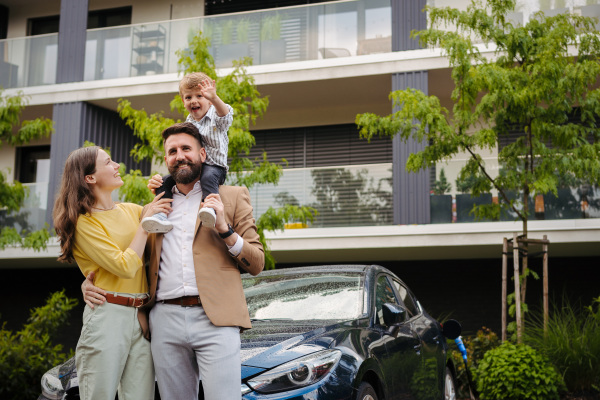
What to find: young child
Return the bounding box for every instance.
[141,72,233,233]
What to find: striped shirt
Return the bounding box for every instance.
[186,104,233,170]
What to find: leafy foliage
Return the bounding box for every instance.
[0,291,77,400]
[256,204,316,270]
[118,165,155,206]
[475,341,564,400]
[449,327,500,398]
[0,90,54,251]
[524,296,600,395]
[117,31,316,268]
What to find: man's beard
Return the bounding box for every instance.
[168,160,203,184]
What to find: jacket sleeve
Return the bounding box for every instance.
[231,186,264,276]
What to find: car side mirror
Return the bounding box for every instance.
[441,319,462,340]
[382,303,407,327]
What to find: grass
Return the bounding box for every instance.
[524,296,600,396]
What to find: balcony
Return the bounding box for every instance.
[246,163,393,228]
[0,0,392,89]
[2,0,599,90]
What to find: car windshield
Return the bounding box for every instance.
[243,273,363,321]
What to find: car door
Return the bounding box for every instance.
[373,274,422,400]
[391,278,445,400]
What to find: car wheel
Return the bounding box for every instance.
[356,382,378,400]
[444,366,456,400]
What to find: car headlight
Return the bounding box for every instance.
[246,349,342,394]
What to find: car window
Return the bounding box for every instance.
[392,279,419,318]
[243,273,363,321]
[374,275,398,326]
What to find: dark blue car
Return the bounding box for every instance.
[40,264,460,400]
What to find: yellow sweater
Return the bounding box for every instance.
[73,203,148,294]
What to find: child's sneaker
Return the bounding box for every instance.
[199,207,216,228]
[141,212,173,233]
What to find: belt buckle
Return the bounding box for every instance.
[132,297,144,308]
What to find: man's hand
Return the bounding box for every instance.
[82,271,107,309]
[202,193,227,233]
[147,174,164,194]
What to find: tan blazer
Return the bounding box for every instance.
[138,185,264,339]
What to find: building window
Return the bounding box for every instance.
[16,145,50,184]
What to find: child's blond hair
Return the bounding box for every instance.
[179,72,211,96]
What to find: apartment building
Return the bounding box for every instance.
[1,0,599,333]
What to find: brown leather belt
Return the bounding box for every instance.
[105,293,149,308]
[161,296,202,307]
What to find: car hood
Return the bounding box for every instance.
[240,319,347,378]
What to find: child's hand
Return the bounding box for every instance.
[147,174,163,194]
[198,78,218,102]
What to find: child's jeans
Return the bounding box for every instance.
[200,164,227,200]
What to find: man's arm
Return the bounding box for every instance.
[203,188,264,276]
[81,271,107,309]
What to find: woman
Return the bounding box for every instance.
[53,146,171,400]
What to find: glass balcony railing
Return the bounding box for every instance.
[0,0,392,89]
[431,158,600,224]
[0,182,49,233]
[245,163,393,228]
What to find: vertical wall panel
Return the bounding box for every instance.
[392,71,430,225]
[46,102,150,226]
[392,0,427,51]
[56,0,88,83]
[46,102,85,223]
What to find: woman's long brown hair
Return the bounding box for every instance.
[53,146,99,263]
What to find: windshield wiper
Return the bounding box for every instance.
[250,318,293,322]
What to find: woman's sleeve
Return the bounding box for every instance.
[74,217,143,279]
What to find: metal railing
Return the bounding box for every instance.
[0,0,392,89]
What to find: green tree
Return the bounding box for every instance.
[117,33,315,269]
[433,167,452,195]
[0,90,54,251]
[356,0,600,325]
[0,291,78,400]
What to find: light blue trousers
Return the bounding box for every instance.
[149,302,241,400]
[76,296,155,400]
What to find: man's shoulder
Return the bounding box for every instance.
[219,185,248,196]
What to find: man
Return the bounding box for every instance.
[83,122,264,400]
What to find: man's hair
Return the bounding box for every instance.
[179,72,211,96]
[162,122,205,148]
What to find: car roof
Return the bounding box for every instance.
[241,264,390,278]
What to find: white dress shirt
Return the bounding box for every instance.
[155,181,243,301]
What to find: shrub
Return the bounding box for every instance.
[524,296,600,396]
[449,326,500,398]
[0,291,78,400]
[475,342,564,400]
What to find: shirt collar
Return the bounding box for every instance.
[171,180,202,195]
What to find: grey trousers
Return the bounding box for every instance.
[149,302,241,400]
[76,297,155,400]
